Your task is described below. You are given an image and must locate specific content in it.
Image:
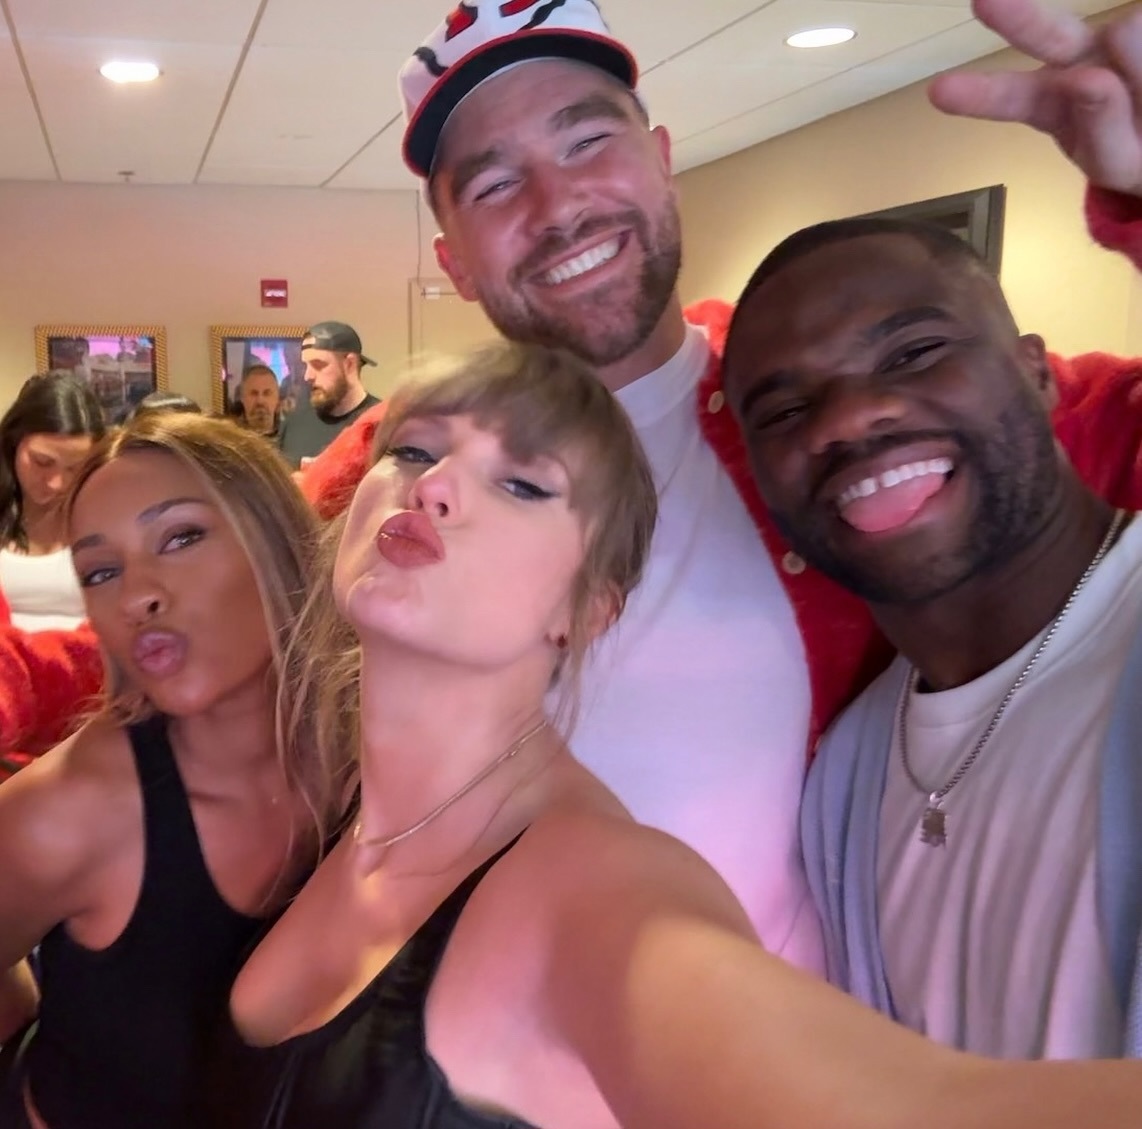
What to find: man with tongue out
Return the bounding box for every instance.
[297,0,1142,981]
[720,166,1142,1056]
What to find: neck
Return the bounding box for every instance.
[332,384,368,418]
[596,293,688,392]
[355,642,552,863]
[167,673,282,798]
[874,481,1118,691]
[19,503,66,552]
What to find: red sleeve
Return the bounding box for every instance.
[1086,185,1142,268]
[0,622,103,766]
[296,402,388,520]
[1049,189,1142,505]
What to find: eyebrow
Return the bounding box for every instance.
[734,307,953,420]
[736,370,799,423]
[71,496,210,553]
[550,92,632,132]
[448,147,508,204]
[862,306,952,346]
[447,94,632,204]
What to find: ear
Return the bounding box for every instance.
[580,582,623,646]
[1017,334,1057,412]
[545,583,622,654]
[435,234,479,303]
[650,124,673,177]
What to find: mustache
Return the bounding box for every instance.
[810,429,967,503]
[512,210,647,283]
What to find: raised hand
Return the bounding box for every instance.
[928,0,1142,197]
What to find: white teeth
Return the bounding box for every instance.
[543,238,621,285]
[837,457,953,509]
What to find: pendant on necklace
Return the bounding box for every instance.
[920,803,947,848]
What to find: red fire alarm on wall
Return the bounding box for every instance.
[260,279,289,308]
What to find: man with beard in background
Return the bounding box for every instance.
[278,321,380,468]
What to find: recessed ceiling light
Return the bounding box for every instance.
[99,61,161,84]
[786,27,856,49]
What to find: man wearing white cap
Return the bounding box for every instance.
[300,0,1142,971]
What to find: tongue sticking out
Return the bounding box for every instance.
[840,473,948,534]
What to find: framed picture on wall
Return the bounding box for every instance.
[855,185,1006,274]
[34,324,169,421]
[209,325,308,417]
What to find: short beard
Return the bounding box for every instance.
[311,374,349,421]
[478,201,682,368]
[770,404,1060,607]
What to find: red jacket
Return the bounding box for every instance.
[298,188,1142,753]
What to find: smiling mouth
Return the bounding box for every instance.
[835,457,956,534]
[539,236,623,286]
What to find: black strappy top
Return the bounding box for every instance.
[198,836,540,1129]
[23,714,266,1128]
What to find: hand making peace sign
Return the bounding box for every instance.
[930,0,1142,198]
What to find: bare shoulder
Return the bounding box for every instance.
[0,717,138,887]
[513,801,756,944]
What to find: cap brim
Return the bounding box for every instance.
[404,29,638,178]
[361,355,377,367]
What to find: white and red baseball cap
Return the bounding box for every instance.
[399,0,639,178]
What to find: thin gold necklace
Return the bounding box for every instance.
[353,720,549,854]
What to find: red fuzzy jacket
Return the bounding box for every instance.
[298,187,1142,754]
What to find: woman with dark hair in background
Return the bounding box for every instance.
[0,372,105,631]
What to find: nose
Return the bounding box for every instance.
[804,379,907,458]
[524,161,588,237]
[119,562,169,625]
[407,458,461,521]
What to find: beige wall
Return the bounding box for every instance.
[0,181,497,410]
[675,40,1137,360]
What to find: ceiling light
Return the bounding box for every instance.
[99,61,160,84]
[785,27,856,49]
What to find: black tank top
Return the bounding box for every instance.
[198,836,539,1129]
[24,714,266,1129]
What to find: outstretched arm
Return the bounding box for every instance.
[537,819,1142,1129]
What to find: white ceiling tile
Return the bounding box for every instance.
[669,16,1005,171]
[324,128,409,190]
[6,0,262,45]
[21,37,241,183]
[251,0,444,52]
[0,29,56,179]
[0,0,1129,189]
[638,0,969,141]
[197,44,405,186]
[599,0,774,71]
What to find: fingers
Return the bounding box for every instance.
[970,0,1097,67]
[1103,6,1142,121]
[1057,66,1142,194]
[928,70,1057,132]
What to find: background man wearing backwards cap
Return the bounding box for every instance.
[277,320,381,468]
[297,0,1142,974]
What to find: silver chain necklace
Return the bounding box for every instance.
[898,508,1127,848]
[353,719,549,856]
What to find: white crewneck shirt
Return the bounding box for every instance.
[0,546,85,631]
[878,515,1142,1057]
[564,325,822,972]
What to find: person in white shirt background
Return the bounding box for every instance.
[0,372,105,632]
